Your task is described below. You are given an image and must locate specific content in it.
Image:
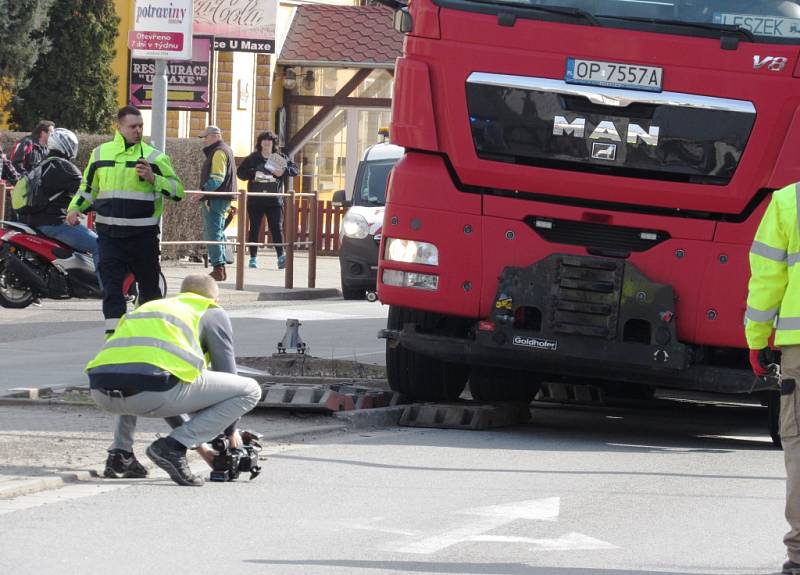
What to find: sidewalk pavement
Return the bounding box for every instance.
[0,402,352,499]
[161,252,343,304]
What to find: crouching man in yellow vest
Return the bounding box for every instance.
[746,182,800,575]
[86,274,262,486]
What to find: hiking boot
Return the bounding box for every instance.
[103,450,148,479]
[209,265,226,282]
[146,438,203,486]
[248,256,257,268]
[277,254,286,270]
[784,559,800,574]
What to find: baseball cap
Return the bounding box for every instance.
[200,125,222,137]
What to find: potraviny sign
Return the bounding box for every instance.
[129,36,212,111]
[194,0,277,53]
[130,0,194,60]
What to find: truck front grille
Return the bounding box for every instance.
[525,216,668,253]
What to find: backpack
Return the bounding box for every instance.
[10,158,59,214]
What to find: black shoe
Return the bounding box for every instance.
[783,559,800,574]
[103,450,148,479]
[146,438,203,486]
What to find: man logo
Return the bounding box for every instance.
[592,142,617,161]
[553,116,659,146]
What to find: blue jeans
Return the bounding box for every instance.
[38,222,100,276]
[202,198,230,267]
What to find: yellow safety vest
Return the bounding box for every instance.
[746,183,800,349]
[67,131,184,231]
[86,293,217,382]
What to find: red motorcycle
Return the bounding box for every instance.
[0,220,166,308]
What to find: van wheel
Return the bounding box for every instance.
[469,366,540,403]
[341,281,365,300]
[386,306,469,401]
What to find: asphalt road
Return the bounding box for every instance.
[0,297,389,392]
[0,396,786,575]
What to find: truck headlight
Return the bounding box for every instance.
[343,212,369,239]
[384,238,438,266]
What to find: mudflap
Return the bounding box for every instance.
[483,254,686,371]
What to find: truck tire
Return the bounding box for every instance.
[604,382,655,400]
[385,306,469,401]
[469,366,539,403]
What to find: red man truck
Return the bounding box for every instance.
[377,0,800,427]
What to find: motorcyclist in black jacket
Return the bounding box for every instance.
[21,129,100,275]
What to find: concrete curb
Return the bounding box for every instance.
[0,469,99,500]
[0,397,93,407]
[0,408,401,500]
[216,287,341,304]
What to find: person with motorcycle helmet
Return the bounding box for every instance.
[25,128,100,275]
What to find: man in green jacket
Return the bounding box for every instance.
[746,182,800,575]
[66,105,184,334]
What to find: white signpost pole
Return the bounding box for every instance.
[151,60,168,152]
[129,0,194,151]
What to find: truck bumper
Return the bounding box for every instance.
[381,254,767,394]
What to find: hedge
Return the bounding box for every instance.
[1,131,212,260]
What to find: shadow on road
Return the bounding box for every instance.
[244,559,745,575]
[357,396,777,454]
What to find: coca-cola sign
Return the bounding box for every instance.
[194,0,276,52]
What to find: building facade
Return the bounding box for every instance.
[112,0,402,198]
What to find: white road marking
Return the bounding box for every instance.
[387,497,561,554]
[344,518,421,536]
[466,497,560,520]
[394,516,520,554]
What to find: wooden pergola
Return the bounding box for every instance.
[283,67,393,158]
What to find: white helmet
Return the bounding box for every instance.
[49,128,78,160]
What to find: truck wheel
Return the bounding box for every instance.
[385,306,469,401]
[768,390,782,449]
[469,366,540,403]
[341,280,365,300]
[604,382,655,400]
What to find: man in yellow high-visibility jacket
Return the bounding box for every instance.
[87,274,261,486]
[746,182,800,575]
[66,105,184,334]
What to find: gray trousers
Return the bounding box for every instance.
[92,370,262,450]
[780,346,800,562]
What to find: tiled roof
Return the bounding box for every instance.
[279,5,403,68]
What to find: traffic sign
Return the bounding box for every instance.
[129,36,212,111]
[130,0,193,61]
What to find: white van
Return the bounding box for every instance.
[332,141,403,299]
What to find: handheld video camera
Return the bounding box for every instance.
[209,430,263,482]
